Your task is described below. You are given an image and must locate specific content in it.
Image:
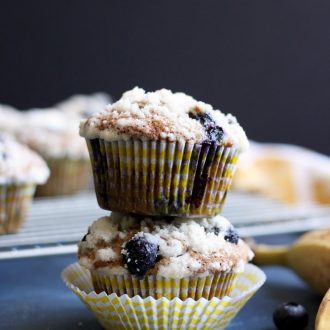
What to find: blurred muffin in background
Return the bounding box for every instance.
[56,93,111,118]
[233,141,330,205]
[17,108,91,196]
[0,104,22,134]
[0,93,111,197]
[0,133,49,233]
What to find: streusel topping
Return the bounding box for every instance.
[78,213,253,278]
[80,87,249,152]
[0,133,49,185]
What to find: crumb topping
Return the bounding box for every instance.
[0,133,50,185]
[0,106,89,159]
[80,87,249,152]
[78,213,253,278]
[17,108,89,159]
[0,93,110,159]
[56,93,111,118]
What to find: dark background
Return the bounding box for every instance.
[0,1,329,154]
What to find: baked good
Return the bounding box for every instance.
[16,108,90,196]
[0,133,49,233]
[56,92,111,118]
[78,212,253,299]
[80,87,249,216]
[0,93,111,196]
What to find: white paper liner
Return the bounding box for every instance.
[62,263,265,330]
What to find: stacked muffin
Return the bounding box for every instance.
[77,87,253,302]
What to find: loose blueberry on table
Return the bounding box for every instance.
[273,302,309,330]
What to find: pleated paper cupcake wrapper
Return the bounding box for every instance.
[90,270,238,300]
[62,263,266,330]
[87,138,238,217]
[0,184,36,234]
[35,157,91,197]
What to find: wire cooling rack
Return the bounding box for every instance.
[0,192,329,259]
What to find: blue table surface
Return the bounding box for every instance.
[0,234,322,330]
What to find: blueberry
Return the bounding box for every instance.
[188,111,212,125]
[205,226,221,236]
[188,111,224,143]
[122,235,158,277]
[273,302,308,330]
[207,125,223,141]
[224,228,239,244]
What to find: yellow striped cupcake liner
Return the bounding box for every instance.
[86,138,238,217]
[62,263,266,330]
[35,157,91,197]
[0,183,36,234]
[90,269,238,300]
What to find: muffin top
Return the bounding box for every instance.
[0,133,50,185]
[79,87,249,152]
[56,93,111,118]
[0,93,111,160]
[0,104,22,134]
[16,108,89,159]
[78,213,253,278]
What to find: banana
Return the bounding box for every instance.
[315,288,330,330]
[252,229,330,295]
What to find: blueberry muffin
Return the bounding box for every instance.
[78,213,253,299]
[0,93,110,197]
[80,87,249,217]
[15,108,91,196]
[0,133,49,233]
[56,92,111,118]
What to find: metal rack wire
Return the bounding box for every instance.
[0,192,329,259]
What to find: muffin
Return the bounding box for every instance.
[0,133,49,233]
[80,87,249,217]
[0,93,110,197]
[56,92,112,118]
[78,213,253,299]
[16,108,91,196]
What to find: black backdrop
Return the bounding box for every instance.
[1,1,329,154]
